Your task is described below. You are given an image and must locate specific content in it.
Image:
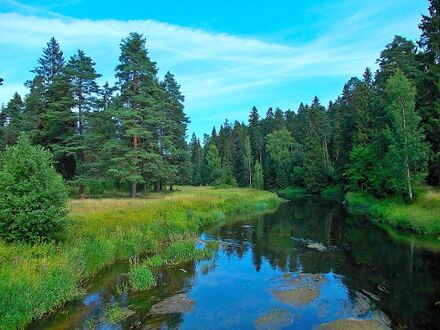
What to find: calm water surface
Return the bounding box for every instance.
[31,198,440,329]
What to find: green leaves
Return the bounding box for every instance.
[0,135,68,242]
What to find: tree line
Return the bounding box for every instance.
[188,1,439,200]
[1,1,438,200]
[0,32,189,197]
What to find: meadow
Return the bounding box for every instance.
[0,186,281,329]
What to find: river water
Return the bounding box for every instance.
[32,198,440,329]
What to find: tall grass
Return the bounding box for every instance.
[0,186,281,329]
[345,185,440,235]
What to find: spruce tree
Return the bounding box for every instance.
[162,71,189,189]
[27,37,76,179]
[189,133,203,185]
[0,92,24,148]
[418,0,440,185]
[304,100,327,193]
[204,144,223,185]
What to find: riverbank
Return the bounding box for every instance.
[0,187,281,329]
[345,186,440,235]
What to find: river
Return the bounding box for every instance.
[31,197,440,329]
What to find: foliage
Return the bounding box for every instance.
[0,135,68,242]
[382,70,429,200]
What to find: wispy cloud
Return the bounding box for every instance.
[0,0,424,134]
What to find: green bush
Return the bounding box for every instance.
[0,136,68,242]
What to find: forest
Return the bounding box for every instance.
[1,2,439,205]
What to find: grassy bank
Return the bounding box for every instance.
[277,186,308,199]
[320,185,344,201]
[345,186,440,235]
[0,186,281,329]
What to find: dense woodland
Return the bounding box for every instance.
[0,1,439,201]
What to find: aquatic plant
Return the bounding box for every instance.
[129,265,155,291]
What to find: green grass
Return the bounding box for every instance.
[0,186,281,329]
[277,186,308,199]
[345,186,440,235]
[128,265,155,291]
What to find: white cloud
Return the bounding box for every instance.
[0,1,425,134]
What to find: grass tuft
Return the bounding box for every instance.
[128,265,155,291]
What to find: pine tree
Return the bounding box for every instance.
[111,32,163,197]
[384,70,429,200]
[64,49,101,195]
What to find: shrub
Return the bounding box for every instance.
[0,136,68,242]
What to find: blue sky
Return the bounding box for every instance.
[0,0,428,137]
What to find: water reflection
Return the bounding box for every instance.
[31,198,440,329]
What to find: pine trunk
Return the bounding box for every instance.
[130,181,137,198]
[79,184,85,198]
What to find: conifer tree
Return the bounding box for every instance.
[24,37,76,179]
[304,101,327,193]
[418,0,440,185]
[162,71,189,189]
[0,92,24,148]
[111,32,163,197]
[64,49,101,195]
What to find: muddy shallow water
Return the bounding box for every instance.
[31,198,440,329]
